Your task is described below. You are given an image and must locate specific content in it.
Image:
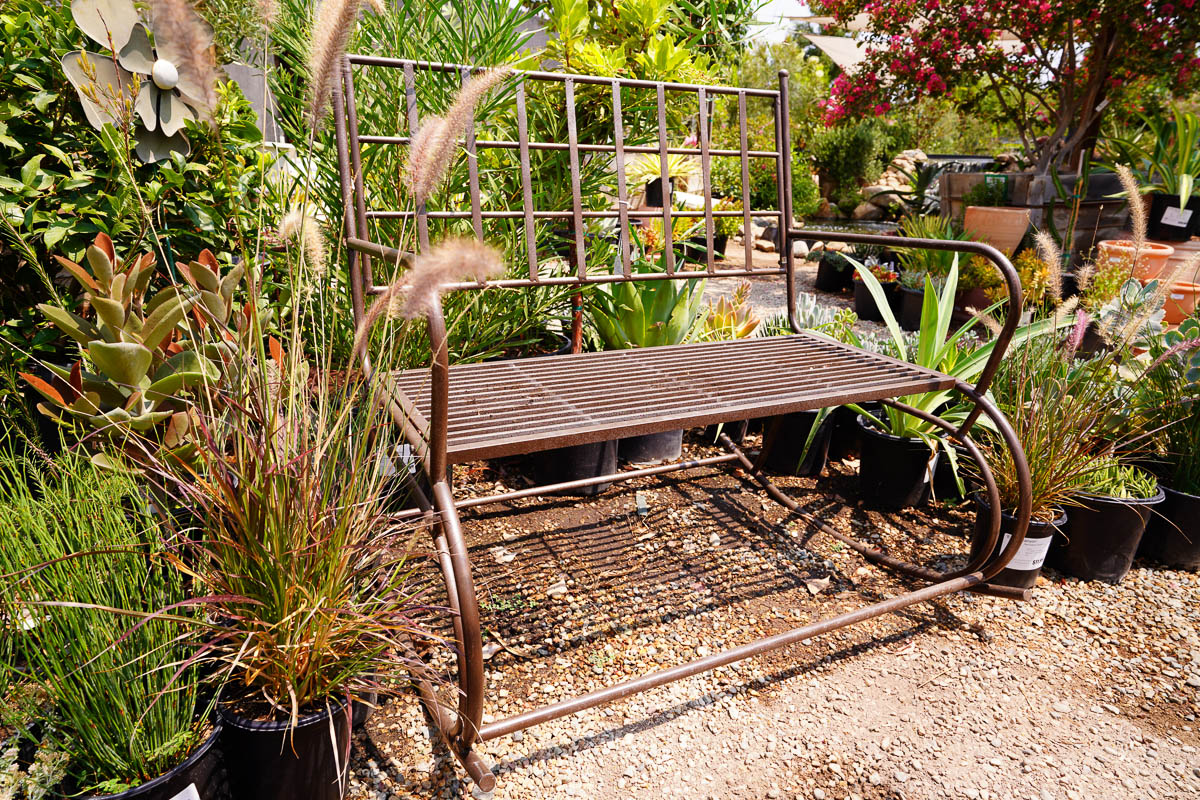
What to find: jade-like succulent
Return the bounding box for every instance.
[22,233,244,462]
[701,280,761,340]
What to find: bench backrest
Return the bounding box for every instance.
[331,56,796,320]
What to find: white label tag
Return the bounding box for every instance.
[168,784,200,800]
[1171,293,1185,301]
[999,533,1053,571]
[1161,205,1194,227]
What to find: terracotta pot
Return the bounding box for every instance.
[1164,282,1200,324]
[1151,236,1200,284]
[1096,239,1175,282]
[962,206,1030,254]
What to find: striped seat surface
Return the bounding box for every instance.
[390,333,954,463]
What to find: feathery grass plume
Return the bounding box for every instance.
[1116,164,1147,251]
[402,238,503,318]
[1035,230,1064,302]
[351,280,405,362]
[365,0,386,13]
[405,67,512,205]
[277,207,327,278]
[970,307,1004,336]
[151,0,221,119]
[258,0,278,25]
[306,0,363,130]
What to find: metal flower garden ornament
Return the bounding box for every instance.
[61,0,220,162]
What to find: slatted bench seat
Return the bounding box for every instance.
[332,55,1033,793]
[391,334,955,463]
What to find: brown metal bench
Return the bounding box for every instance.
[333,56,1033,792]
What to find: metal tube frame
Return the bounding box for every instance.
[333,59,1034,793]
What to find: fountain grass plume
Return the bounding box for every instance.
[151,0,221,119]
[351,238,503,361]
[306,0,364,130]
[1116,164,1147,252]
[277,207,327,278]
[405,67,512,205]
[1035,230,1064,302]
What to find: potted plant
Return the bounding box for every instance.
[1133,317,1200,569]
[845,258,1065,510]
[972,330,1134,589]
[625,152,698,207]
[897,268,928,331]
[960,178,1031,254]
[814,248,855,292]
[1050,458,1164,583]
[710,196,742,259]
[851,259,899,322]
[1102,104,1200,241]
[0,452,222,800]
[589,260,706,464]
[697,280,760,444]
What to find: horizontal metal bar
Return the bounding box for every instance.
[363,209,768,220]
[346,55,781,97]
[357,135,779,160]
[477,572,981,740]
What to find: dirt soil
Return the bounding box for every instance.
[347,429,1200,800]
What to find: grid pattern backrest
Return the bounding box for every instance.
[333,56,794,296]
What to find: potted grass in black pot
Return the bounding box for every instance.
[1051,459,1164,584]
[0,453,225,800]
[1131,317,1200,570]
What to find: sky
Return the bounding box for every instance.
[754,0,811,44]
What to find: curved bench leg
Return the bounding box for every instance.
[717,384,1033,597]
[407,478,495,792]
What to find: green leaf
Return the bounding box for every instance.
[38,303,100,345]
[87,340,153,386]
[139,294,190,350]
[19,153,43,187]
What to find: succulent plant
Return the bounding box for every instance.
[21,233,244,462]
[701,280,760,340]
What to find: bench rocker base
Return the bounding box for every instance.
[332,58,1033,792]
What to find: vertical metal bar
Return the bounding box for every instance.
[738,91,753,270]
[657,83,675,274]
[564,78,586,280]
[697,87,715,273]
[343,63,373,289]
[515,79,538,281]
[462,66,485,250]
[332,60,364,327]
[777,71,797,328]
[404,61,430,252]
[612,80,632,276]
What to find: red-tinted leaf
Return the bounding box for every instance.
[94,232,116,264]
[19,371,65,405]
[269,336,284,364]
[53,255,101,292]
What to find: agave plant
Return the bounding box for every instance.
[21,233,244,463]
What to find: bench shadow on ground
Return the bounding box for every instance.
[364,464,988,796]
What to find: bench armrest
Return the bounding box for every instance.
[786,229,1022,433]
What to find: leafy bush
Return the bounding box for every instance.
[810,119,886,208]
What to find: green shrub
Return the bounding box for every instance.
[811,119,886,206]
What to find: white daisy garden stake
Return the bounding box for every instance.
[62,0,216,162]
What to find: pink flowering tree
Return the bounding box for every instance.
[814,0,1200,173]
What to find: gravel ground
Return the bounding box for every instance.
[346,258,1200,799]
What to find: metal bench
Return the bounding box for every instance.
[332,56,1032,792]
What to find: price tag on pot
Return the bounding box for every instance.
[998,533,1052,571]
[1161,206,1194,228]
[168,785,200,800]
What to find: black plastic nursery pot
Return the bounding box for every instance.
[619,430,684,465]
[931,444,972,503]
[219,698,351,800]
[899,286,924,332]
[827,403,880,462]
[814,253,854,293]
[857,416,938,510]
[970,496,1065,590]
[1138,485,1200,571]
[1147,193,1200,242]
[86,725,227,800]
[1050,490,1165,584]
[853,280,897,323]
[756,410,833,476]
[644,177,675,208]
[533,439,619,496]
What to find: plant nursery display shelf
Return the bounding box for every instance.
[334,56,1034,792]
